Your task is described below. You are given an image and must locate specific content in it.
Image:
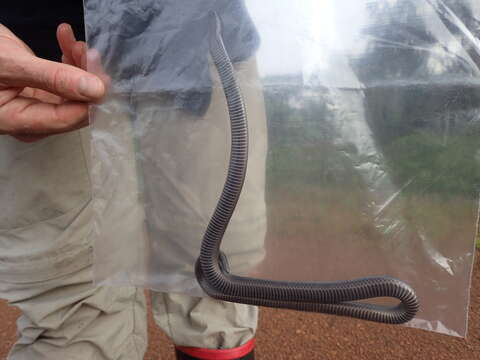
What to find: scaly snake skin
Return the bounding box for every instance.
[195,12,419,324]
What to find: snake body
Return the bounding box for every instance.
[195,12,419,324]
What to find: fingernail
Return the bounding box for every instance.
[62,23,72,32]
[79,76,104,99]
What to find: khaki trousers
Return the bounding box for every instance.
[0,57,266,359]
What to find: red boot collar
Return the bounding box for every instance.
[176,338,255,360]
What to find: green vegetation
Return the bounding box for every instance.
[261,0,480,252]
[262,77,480,251]
[264,82,480,198]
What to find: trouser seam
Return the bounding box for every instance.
[162,292,176,343]
[131,288,144,360]
[78,128,93,191]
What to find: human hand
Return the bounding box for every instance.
[57,23,110,87]
[0,23,106,142]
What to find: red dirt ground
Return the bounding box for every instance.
[0,250,478,360]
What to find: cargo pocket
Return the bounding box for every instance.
[0,130,93,283]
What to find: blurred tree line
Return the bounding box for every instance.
[353,0,480,198]
[263,83,365,191]
[263,0,480,202]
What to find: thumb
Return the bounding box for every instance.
[10,55,105,101]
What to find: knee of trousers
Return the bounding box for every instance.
[6,273,148,360]
[0,130,94,287]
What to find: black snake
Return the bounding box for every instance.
[195,12,419,325]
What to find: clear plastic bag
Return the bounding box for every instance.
[85,0,479,336]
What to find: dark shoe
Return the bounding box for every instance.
[175,338,255,360]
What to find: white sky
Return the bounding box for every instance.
[244,0,368,78]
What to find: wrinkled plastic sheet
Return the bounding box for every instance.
[85,0,479,337]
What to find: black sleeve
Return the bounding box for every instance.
[0,1,85,61]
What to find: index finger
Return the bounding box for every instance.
[0,53,106,102]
